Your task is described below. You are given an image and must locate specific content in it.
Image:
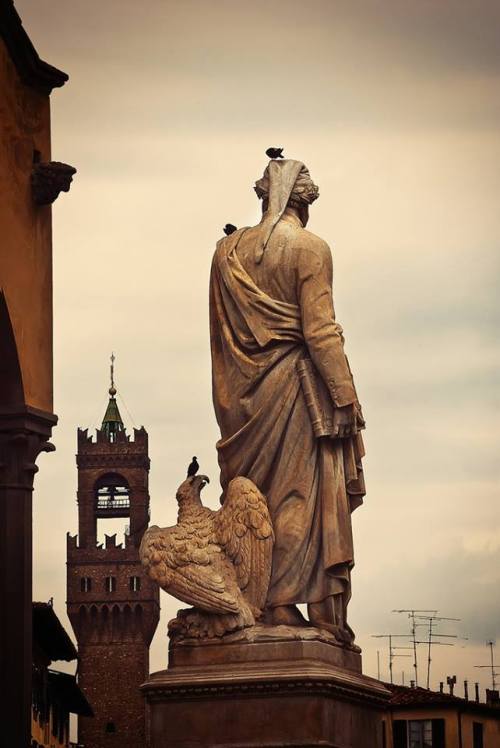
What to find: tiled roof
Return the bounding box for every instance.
[48,670,93,717]
[101,395,125,438]
[387,683,464,706]
[33,602,77,662]
[385,683,500,717]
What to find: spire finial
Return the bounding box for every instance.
[101,352,124,439]
[109,352,117,397]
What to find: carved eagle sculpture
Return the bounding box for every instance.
[139,475,274,639]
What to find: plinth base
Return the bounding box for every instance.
[142,626,389,747]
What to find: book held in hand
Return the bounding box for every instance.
[296,357,335,438]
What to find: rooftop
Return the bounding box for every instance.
[0,0,68,94]
[33,602,77,662]
[101,353,126,441]
[386,683,500,718]
[48,670,93,717]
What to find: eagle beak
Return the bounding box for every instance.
[197,475,210,491]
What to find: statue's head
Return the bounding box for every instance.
[253,159,319,262]
[255,159,319,223]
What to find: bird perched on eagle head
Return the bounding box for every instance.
[187,456,199,477]
[139,474,274,639]
[266,147,284,159]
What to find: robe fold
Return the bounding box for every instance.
[209,216,365,607]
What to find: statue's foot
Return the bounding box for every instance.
[309,619,351,643]
[308,600,352,644]
[270,604,308,627]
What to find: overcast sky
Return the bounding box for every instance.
[17,0,500,693]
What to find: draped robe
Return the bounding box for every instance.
[209,214,365,608]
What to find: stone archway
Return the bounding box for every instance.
[0,290,56,747]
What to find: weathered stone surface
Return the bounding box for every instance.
[142,155,388,746]
[140,475,274,639]
[144,634,389,747]
[209,156,366,638]
[168,624,362,671]
[31,160,76,205]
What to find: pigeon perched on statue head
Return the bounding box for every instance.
[223,223,238,236]
[266,147,284,159]
[187,456,199,478]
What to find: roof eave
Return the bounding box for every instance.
[0,0,68,94]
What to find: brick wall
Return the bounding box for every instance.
[67,424,159,748]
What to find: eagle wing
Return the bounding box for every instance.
[140,524,240,615]
[214,477,274,612]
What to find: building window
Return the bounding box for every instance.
[105,576,116,593]
[106,720,116,733]
[130,576,141,592]
[406,719,445,748]
[409,720,432,748]
[80,577,92,592]
[473,722,484,748]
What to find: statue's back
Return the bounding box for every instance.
[234,214,330,307]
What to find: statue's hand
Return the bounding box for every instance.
[332,403,365,438]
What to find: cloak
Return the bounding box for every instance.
[209,222,365,607]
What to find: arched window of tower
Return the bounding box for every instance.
[94,473,131,544]
[95,473,130,514]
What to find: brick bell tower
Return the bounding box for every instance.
[67,357,160,748]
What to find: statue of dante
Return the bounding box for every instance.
[209,157,365,643]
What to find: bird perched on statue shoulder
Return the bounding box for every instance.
[139,474,274,638]
[265,147,284,159]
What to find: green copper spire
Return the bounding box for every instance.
[101,353,125,440]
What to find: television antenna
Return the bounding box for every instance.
[474,641,498,691]
[393,609,437,687]
[414,613,460,689]
[372,633,413,684]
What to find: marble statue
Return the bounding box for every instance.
[140,158,388,748]
[140,475,273,638]
[209,156,365,644]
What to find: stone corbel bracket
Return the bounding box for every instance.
[31,161,77,205]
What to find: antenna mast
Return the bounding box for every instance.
[393,609,437,687]
[414,614,459,689]
[372,633,412,684]
[475,641,498,690]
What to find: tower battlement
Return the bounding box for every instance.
[78,425,149,449]
[67,531,148,557]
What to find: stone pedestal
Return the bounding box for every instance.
[142,626,389,747]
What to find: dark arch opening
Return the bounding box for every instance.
[0,291,24,409]
[94,473,130,515]
[111,604,121,641]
